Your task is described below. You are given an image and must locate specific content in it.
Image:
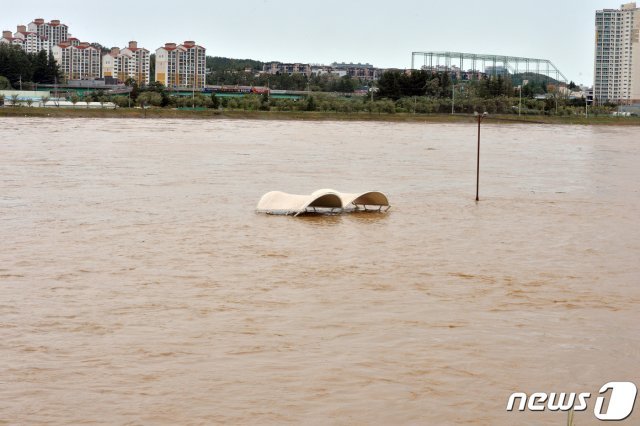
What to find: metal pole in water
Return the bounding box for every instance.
[476,114,481,201]
[475,112,487,201]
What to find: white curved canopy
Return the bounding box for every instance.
[257,189,390,215]
[340,191,389,208]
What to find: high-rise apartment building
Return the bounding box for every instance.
[1,26,50,54]
[27,18,68,48]
[155,41,206,89]
[103,41,150,85]
[1,18,68,55]
[0,31,25,49]
[11,25,51,54]
[52,41,101,82]
[594,2,640,104]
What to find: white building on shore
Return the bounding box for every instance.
[594,2,640,104]
[155,41,206,89]
[1,18,68,55]
[52,41,101,82]
[103,41,150,85]
[27,18,68,49]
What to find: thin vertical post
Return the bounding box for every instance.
[451,84,455,114]
[192,49,196,109]
[476,114,481,201]
[519,86,522,117]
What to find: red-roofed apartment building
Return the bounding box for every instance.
[6,25,51,54]
[102,41,150,85]
[1,18,68,55]
[52,41,101,81]
[0,31,25,49]
[155,41,206,89]
[27,18,68,48]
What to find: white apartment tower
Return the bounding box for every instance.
[52,41,101,82]
[27,18,68,49]
[594,2,640,104]
[1,25,50,54]
[155,41,206,89]
[1,18,68,55]
[103,41,150,85]
[11,25,51,54]
[0,31,25,49]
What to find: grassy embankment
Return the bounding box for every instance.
[1,106,639,125]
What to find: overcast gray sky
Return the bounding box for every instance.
[1,0,629,85]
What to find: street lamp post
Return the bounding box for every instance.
[518,85,522,117]
[475,111,488,202]
[585,97,588,118]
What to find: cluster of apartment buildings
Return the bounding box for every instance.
[0,18,206,89]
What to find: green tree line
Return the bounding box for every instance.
[72,78,609,117]
[207,68,362,93]
[0,44,61,88]
[374,70,559,100]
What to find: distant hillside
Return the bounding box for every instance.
[206,57,263,72]
[511,72,562,86]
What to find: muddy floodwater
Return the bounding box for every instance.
[1,118,639,425]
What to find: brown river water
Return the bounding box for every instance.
[1,117,639,425]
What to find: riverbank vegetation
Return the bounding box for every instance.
[2,106,639,126]
[29,80,612,117]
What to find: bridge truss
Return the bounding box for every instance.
[411,51,568,84]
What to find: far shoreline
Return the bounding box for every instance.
[1,106,639,126]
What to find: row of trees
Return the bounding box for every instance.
[204,56,365,92]
[1,86,609,116]
[375,70,570,101]
[0,44,61,88]
[48,85,609,116]
[207,69,363,93]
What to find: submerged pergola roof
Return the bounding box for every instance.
[256,189,390,216]
[411,51,568,84]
